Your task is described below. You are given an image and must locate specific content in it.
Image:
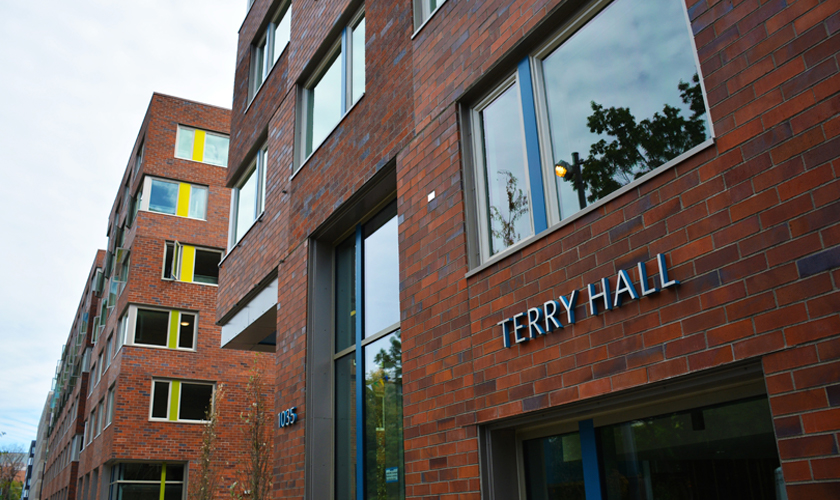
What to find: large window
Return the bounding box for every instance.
[175,126,230,167]
[138,176,208,220]
[230,146,267,246]
[163,242,222,285]
[309,198,404,500]
[467,0,711,264]
[413,0,446,31]
[250,1,292,100]
[297,6,365,167]
[127,307,196,350]
[150,380,214,422]
[109,463,184,500]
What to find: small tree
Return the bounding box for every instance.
[0,446,24,500]
[230,359,273,500]
[188,385,225,500]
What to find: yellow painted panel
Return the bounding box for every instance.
[168,312,179,349]
[176,183,191,217]
[159,463,167,500]
[181,246,196,283]
[193,130,206,161]
[169,381,181,421]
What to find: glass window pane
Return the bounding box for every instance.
[163,243,175,279]
[363,213,400,337]
[334,353,356,500]
[178,383,212,421]
[176,129,194,160]
[165,465,184,482]
[480,83,533,255]
[235,169,258,242]
[116,484,159,500]
[335,236,356,353]
[151,382,169,419]
[178,314,195,349]
[135,309,169,347]
[162,484,182,500]
[307,52,342,157]
[188,186,208,219]
[364,331,404,500]
[352,17,365,104]
[273,5,291,65]
[148,180,178,215]
[203,134,229,167]
[599,397,779,500]
[523,432,584,500]
[254,43,265,88]
[193,250,220,284]
[541,0,710,220]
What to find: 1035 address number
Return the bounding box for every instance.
[278,407,297,428]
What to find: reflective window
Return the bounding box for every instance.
[134,309,169,347]
[150,380,213,422]
[413,0,446,30]
[250,1,292,100]
[144,177,208,220]
[175,126,230,167]
[299,7,365,165]
[469,0,710,264]
[148,179,178,215]
[231,146,267,245]
[109,463,184,500]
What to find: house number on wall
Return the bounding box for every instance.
[278,407,297,428]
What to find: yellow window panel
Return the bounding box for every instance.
[169,381,181,421]
[168,312,180,349]
[192,130,206,162]
[180,246,196,283]
[159,463,167,500]
[176,183,191,217]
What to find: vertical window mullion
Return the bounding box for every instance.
[341,27,349,114]
[578,419,603,499]
[516,57,548,234]
[354,224,364,500]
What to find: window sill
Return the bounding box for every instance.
[128,343,197,353]
[465,138,716,279]
[144,209,207,222]
[173,155,228,169]
[148,418,209,425]
[411,0,447,39]
[291,93,365,181]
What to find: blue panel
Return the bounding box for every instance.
[517,57,548,234]
[579,419,603,500]
[355,224,364,500]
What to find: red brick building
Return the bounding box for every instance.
[40,94,271,500]
[222,0,838,498]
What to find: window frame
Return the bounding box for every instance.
[463,0,714,270]
[229,145,268,248]
[249,0,292,101]
[174,125,230,167]
[138,175,209,220]
[294,5,365,175]
[412,0,447,33]
[109,462,185,500]
[148,379,215,423]
[124,305,198,352]
[162,241,223,285]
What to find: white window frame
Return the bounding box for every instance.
[413,0,447,33]
[148,379,215,423]
[124,305,198,352]
[249,0,292,101]
[105,385,115,428]
[229,145,267,248]
[465,0,714,269]
[162,241,223,285]
[174,125,230,167]
[295,6,365,173]
[138,176,209,220]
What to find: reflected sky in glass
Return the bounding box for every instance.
[481,83,532,255]
[188,186,207,219]
[541,0,707,219]
[236,170,257,241]
[308,52,342,156]
[273,4,291,64]
[364,215,399,337]
[149,179,178,215]
[176,128,194,159]
[352,17,365,104]
[204,134,228,166]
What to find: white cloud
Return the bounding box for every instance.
[0,0,242,448]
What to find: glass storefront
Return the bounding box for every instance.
[523,397,781,500]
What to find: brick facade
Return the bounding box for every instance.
[40,95,272,500]
[226,0,837,498]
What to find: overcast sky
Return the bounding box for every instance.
[0,0,243,449]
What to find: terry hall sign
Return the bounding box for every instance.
[498,254,680,348]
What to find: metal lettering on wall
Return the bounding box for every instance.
[498,254,679,348]
[278,407,297,428]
